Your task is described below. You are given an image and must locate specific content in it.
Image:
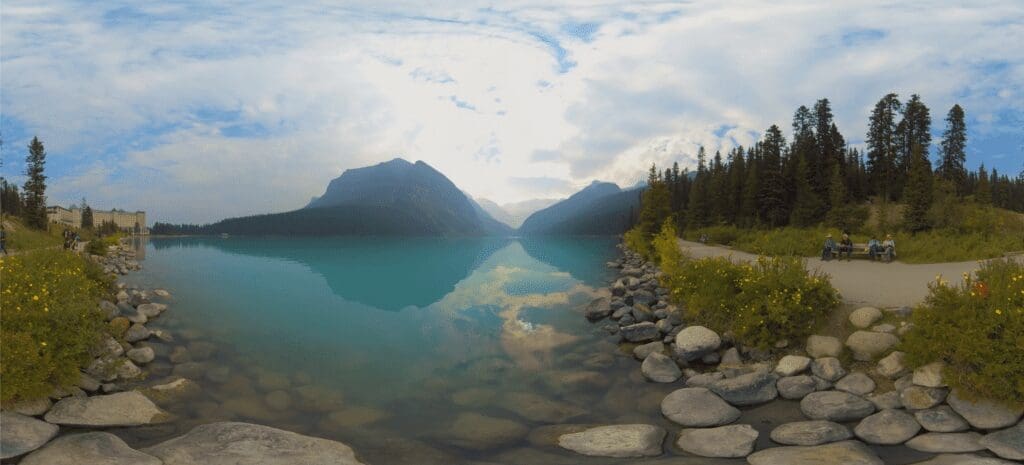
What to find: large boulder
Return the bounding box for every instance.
[673,326,721,361]
[914,406,969,432]
[849,307,883,328]
[770,420,852,446]
[746,440,883,465]
[708,370,778,406]
[800,391,875,422]
[125,323,151,343]
[584,298,612,320]
[980,421,1024,460]
[0,412,59,459]
[640,352,681,383]
[853,409,921,445]
[906,432,985,453]
[947,391,1024,430]
[127,347,155,365]
[660,387,740,427]
[845,331,899,361]
[777,375,817,400]
[557,424,665,458]
[143,422,366,464]
[620,322,660,343]
[806,335,843,358]
[676,424,758,458]
[44,391,169,427]
[21,432,161,465]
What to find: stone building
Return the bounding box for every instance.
[46,206,148,234]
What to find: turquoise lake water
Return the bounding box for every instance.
[115,236,930,465]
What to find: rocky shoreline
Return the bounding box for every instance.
[1,241,368,464]
[555,244,1023,463]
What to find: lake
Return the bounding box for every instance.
[114,236,930,465]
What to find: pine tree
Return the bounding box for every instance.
[22,136,48,229]
[976,164,992,204]
[760,126,789,227]
[739,149,760,227]
[789,154,825,227]
[709,150,730,222]
[81,197,94,230]
[727,147,746,221]
[866,93,901,201]
[902,144,933,232]
[895,94,931,199]
[687,147,710,228]
[825,164,850,229]
[638,172,672,236]
[937,104,967,195]
[813,99,837,195]
[1,178,22,216]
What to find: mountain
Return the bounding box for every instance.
[465,197,515,235]
[203,158,510,236]
[500,198,561,228]
[474,198,515,228]
[517,181,641,235]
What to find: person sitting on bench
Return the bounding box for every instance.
[821,234,837,261]
[838,233,854,260]
[867,236,882,260]
[882,234,896,261]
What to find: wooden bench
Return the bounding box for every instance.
[827,243,893,262]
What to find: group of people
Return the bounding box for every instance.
[822,232,895,262]
[62,228,80,251]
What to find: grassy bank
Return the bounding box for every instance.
[2,216,65,251]
[0,249,112,403]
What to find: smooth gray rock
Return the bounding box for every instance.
[845,331,899,361]
[849,307,883,328]
[811,357,847,382]
[906,432,985,453]
[78,372,101,392]
[0,412,59,459]
[770,420,852,446]
[660,387,740,427]
[557,424,665,458]
[20,432,160,465]
[775,355,811,376]
[746,440,883,465]
[835,372,876,396]
[4,398,52,416]
[800,391,876,422]
[980,421,1024,460]
[673,326,721,361]
[641,352,681,383]
[621,322,660,342]
[443,412,528,450]
[947,391,1024,430]
[854,409,921,445]
[876,351,908,379]
[901,386,948,410]
[143,422,366,464]
[906,454,1018,465]
[871,323,896,333]
[676,424,758,458]
[777,375,817,400]
[116,360,142,380]
[125,323,151,342]
[707,368,778,406]
[867,391,902,410]
[720,347,742,365]
[915,406,969,432]
[136,303,167,318]
[584,298,612,320]
[44,391,169,427]
[806,335,843,358]
[633,341,665,360]
[912,362,947,388]
[127,347,155,364]
[684,371,724,388]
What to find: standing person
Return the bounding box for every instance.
[821,234,837,261]
[882,234,896,262]
[839,233,854,260]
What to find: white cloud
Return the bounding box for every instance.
[2,1,1022,223]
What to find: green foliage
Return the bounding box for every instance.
[656,245,839,349]
[0,250,108,403]
[623,226,654,260]
[86,234,119,256]
[22,137,48,229]
[790,155,826,227]
[3,217,63,251]
[903,259,1024,406]
[637,179,671,237]
[902,144,933,232]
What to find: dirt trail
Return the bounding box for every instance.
[677,239,1004,308]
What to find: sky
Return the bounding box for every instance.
[1,0,1022,224]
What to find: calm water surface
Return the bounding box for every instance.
[113,236,931,465]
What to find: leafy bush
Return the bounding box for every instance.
[623,226,654,260]
[903,259,1024,406]
[86,234,120,256]
[656,223,839,349]
[0,250,108,403]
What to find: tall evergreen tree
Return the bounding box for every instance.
[902,144,933,232]
[825,164,850,229]
[81,197,94,230]
[739,149,760,227]
[936,104,967,195]
[789,154,825,227]
[975,164,992,205]
[709,150,731,223]
[895,94,931,198]
[22,136,48,229]
[866,93,901,201]
[760,125,789,227]
[687,147,710,228]
[727,147,746,222]
[1,178,22,216]
[812,99,837,195]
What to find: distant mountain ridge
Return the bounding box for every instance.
[518,181,642,235]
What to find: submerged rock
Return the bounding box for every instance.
[443,413,528,450]
[143,422,366,464]
[584,298,612,320]
[498,392,586,424]
[641,352,681,383]
[746,440,883,465]
[660,387,740,427]
[558,424,665,458]
[676,424,758,458]
[0,412,59,459]
[770,420,852,446]
[21,432,160,465]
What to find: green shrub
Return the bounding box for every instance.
[0,250,108,403]
[902,259,1024,406]
[623,226,654,260]
[657,222,840,348]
